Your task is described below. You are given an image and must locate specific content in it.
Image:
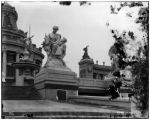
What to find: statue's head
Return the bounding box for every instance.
[52,26,59,33]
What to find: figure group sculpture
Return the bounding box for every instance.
[42,26,67,68]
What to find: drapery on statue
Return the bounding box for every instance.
[42,26,67,67]
[82,45,90,59]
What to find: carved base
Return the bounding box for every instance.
[44,57,71,72]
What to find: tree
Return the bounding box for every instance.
[132,6,148,117]
[108,2,148,117]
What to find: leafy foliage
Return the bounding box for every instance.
[110,2,143,14]
[59,1,72,6]
[58,1,91,6]
[108,2,148,116]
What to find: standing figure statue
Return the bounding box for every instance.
[42,26,67,67]
[82,45,90,59]
[20,32,34,62]
[25,34,34,51]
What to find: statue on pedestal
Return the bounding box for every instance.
[35,26,77,100]
[42,26,68,69]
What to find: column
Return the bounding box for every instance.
[16,53,20,62]
[15,53,23,86]
[2,14,5,27]
[2,50,7,82]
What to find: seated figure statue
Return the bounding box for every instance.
[42,26,68,68]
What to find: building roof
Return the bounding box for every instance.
[2,2,16,13]
[93,64,113,71]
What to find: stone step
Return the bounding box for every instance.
[3,111,133,119]
[68,96,131,112]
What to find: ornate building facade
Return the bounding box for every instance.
[79,46,112,80]
[2,2,113,100]
[2,3,44,86]
[78,46,113,96]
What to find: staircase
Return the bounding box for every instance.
[68,96,131,112]
[3,111,133,119]
[2,86,42,100]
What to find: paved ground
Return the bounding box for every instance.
[3,100,125,113]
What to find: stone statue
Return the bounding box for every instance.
[42,26,68,69]
[25,34,34,49]
[82,45,90,59]
[20,32,34,62]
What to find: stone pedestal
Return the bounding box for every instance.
[34,68,78,100]
[79,58,94,79]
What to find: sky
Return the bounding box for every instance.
[7,1,143,76]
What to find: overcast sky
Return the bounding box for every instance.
[8,1,121,75]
